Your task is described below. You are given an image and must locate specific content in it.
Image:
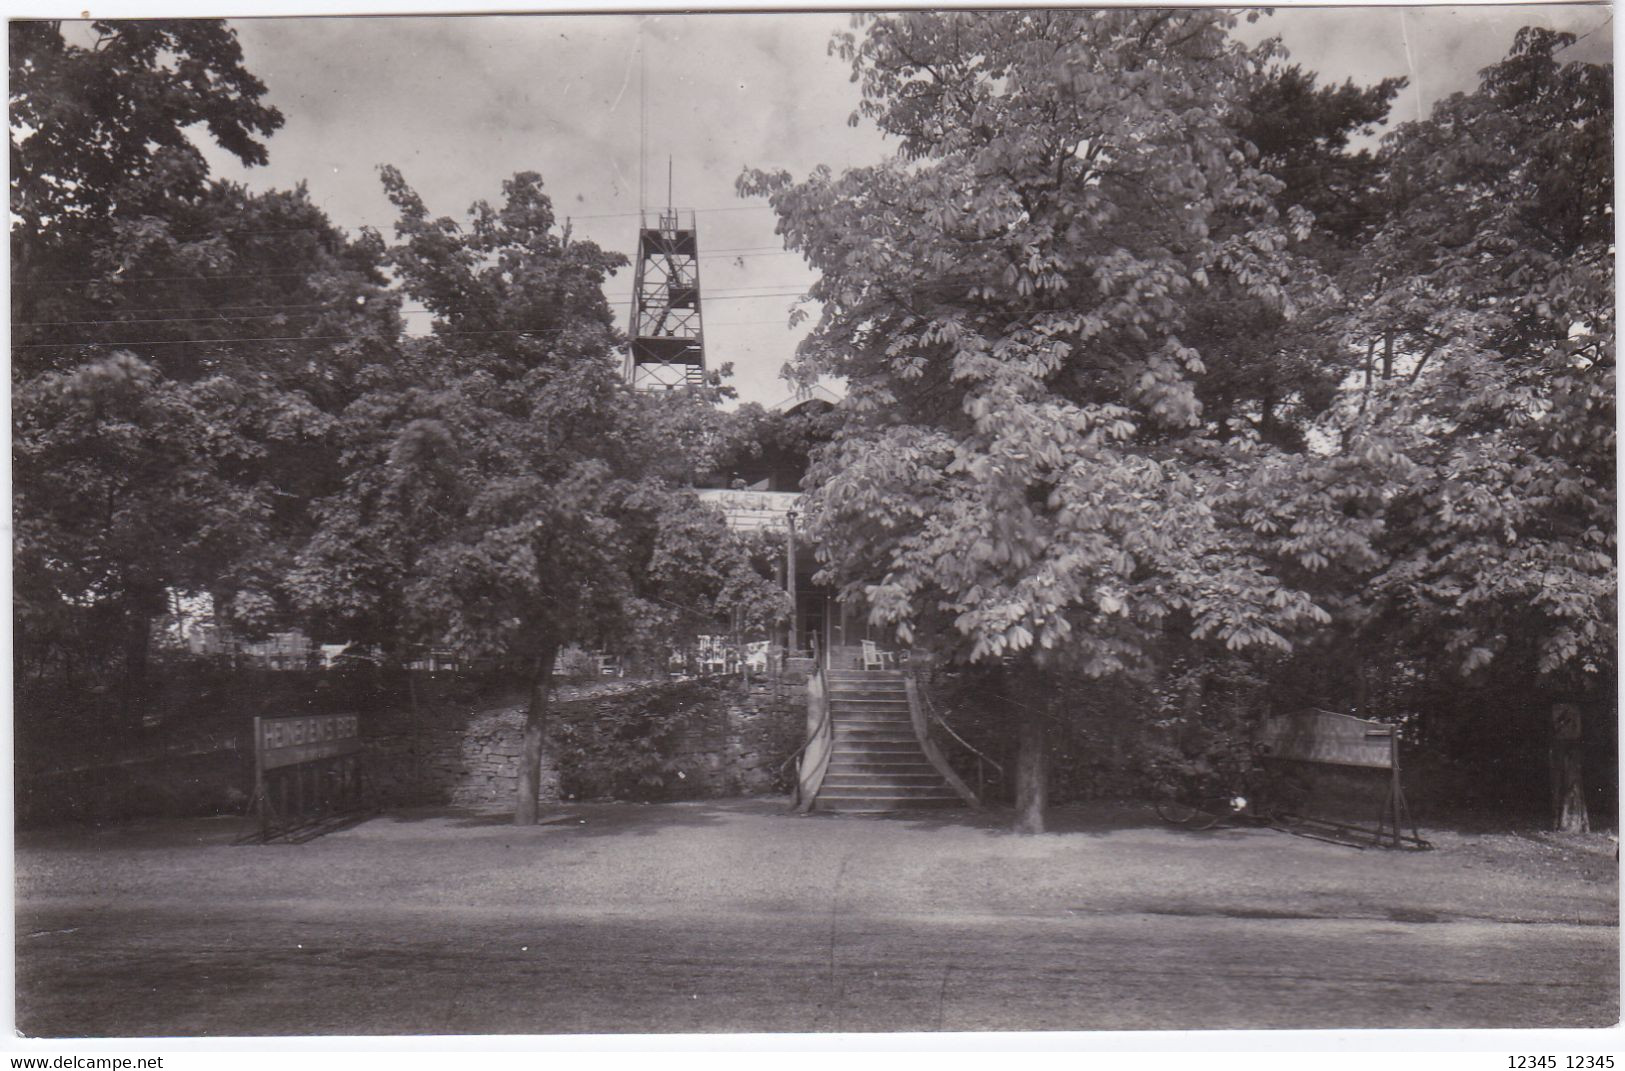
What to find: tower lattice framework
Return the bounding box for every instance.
[626,208,706,390]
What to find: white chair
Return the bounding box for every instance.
[861,639,894,671]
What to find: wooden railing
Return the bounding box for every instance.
[789,653,832,813]
[907,671,1004,805]
[903,674,988,810]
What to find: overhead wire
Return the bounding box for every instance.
[638,20,647,216]
[15,267,353,286]
[14,285,818,330]
[23,250,1165,332]
[12,246,800,288]
[12,290,819,348]
[19,262,1123,335]
[12,315,815,350]
[21,202,780,248]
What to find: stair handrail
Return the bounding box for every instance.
[901,674,983,810]
[776,682,827,779]
[920,684,1004,777]
[788,661,833,813]
[911,670,1004,802]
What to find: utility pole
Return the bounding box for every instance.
[786,510,799,658]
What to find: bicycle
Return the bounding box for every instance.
[1154,745,1307,832]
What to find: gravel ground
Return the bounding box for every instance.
[19,799,1613,926]
[14,798,1619,1035]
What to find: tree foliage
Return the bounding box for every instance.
[12,13,1611,831]
[10,19,281,239]
[11,20,391,702]
[294,169,786,820]
[1328,27,1614,679]
[743,12,1613,830]
[1184,63,1404,450]
[741,10,1329,674]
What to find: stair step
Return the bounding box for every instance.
[832,729,914,738]
[826,762,939,776]
[815,794,962,812]
[817,800,962,814]
[812,667,965,813]
[822,773,949,788]
[816,789,960,800]
[819,793,955,809]
[830,743,921,751]
[832,757,936,767]
[816,782,958,799]
[831,754,924,765]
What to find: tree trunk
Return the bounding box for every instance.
[1550,703,1589,833]
[119,586,160,725]
[1352,652,1370,716]
[515,646,559,826]
[1359,337,1375,416]
[1013,703,1048,834]
[1179,663,1204,752]
[1553,749,1589,833]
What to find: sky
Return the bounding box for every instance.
[155,5,1617,406]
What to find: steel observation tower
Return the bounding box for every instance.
[625,204,707,391]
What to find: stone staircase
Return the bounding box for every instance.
[815,669,962,814]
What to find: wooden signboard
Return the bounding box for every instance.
[246,713,365,843]
[1257,709,1426,850]
[1257,709,1395,769]
[259,713,361,769]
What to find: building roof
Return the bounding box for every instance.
[768,382,843,414]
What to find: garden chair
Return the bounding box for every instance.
[861,639,895,671]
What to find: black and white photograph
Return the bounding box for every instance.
[7,0,1617,1056]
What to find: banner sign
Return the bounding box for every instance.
[257,713,361,770]
[1258,709,1395,770]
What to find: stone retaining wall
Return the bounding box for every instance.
[15,673,809,824]
[360,676,804,808]
[666,677,806,797]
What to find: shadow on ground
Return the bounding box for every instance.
[373,797,768,838]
